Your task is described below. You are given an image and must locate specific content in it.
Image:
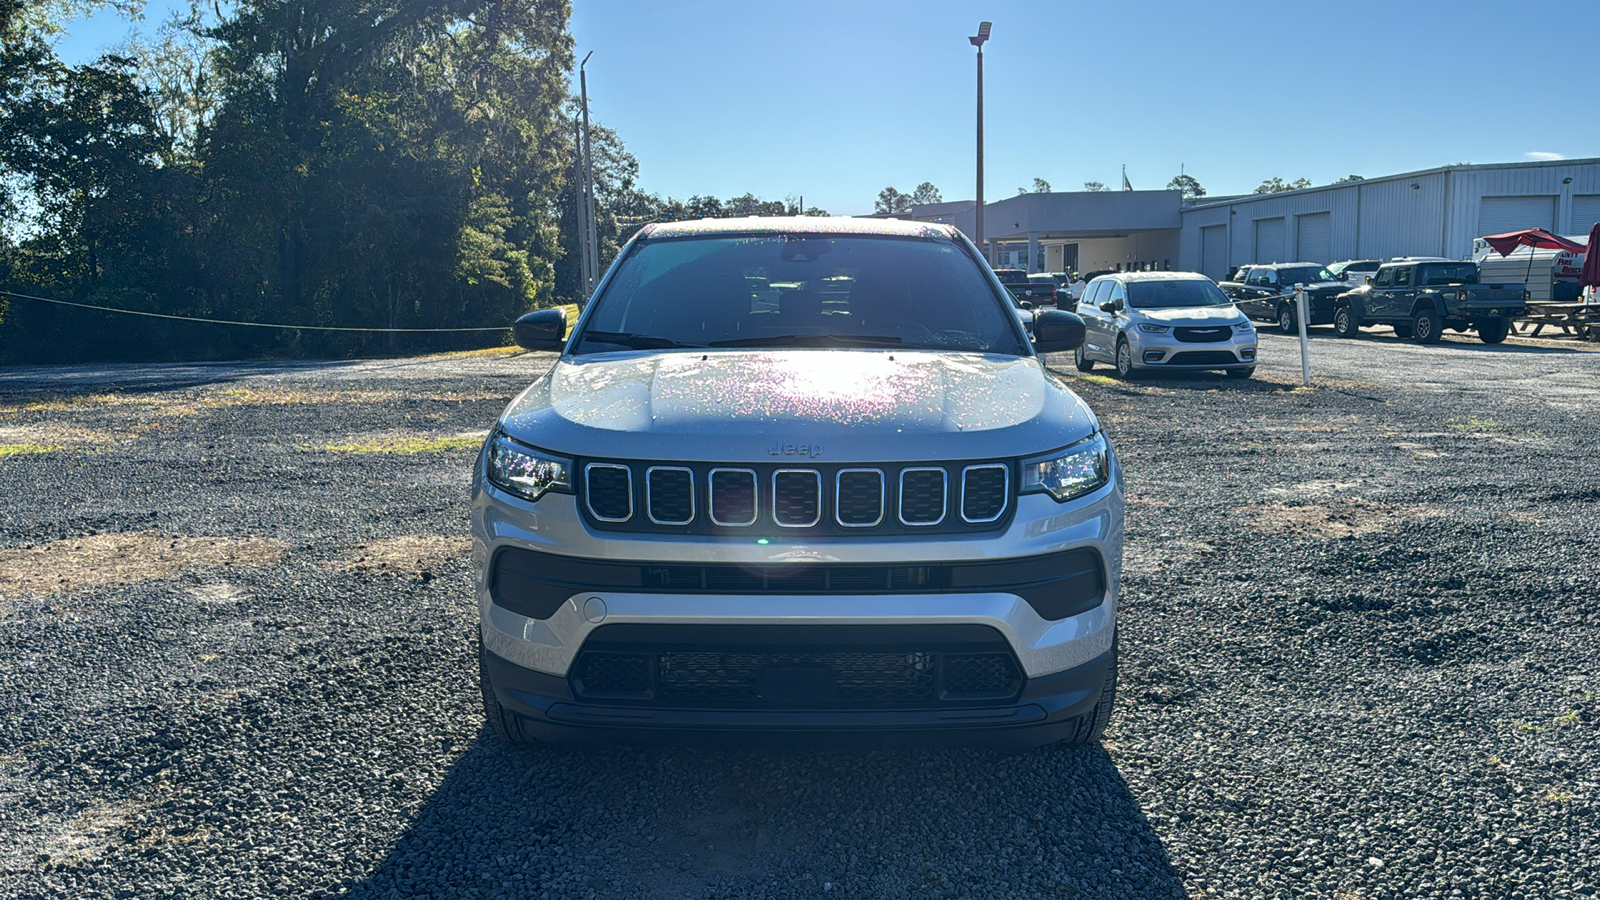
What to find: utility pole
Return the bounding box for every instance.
[969,22,991,264]
[579,51,599,300]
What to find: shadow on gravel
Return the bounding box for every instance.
[345,733,1186,899]
[1268,332,1590,354]
[0,358,376,397]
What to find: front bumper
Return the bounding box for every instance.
[1126,329,1257,370]
[482,642,1114,749]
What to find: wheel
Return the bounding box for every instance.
[1277,304,1297,335]
[1114,338,1136,379]
[1060,639,1118,746]
[1333,305,1359,338]
[1477,317,1510,344]
[1392,321,1415,339]
[1074,344,1095,372]
[1411,306,1442,344]
[480,638,534,747]
[1226,366,1255,379]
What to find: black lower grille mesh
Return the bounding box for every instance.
[961,466,1008,522]
[1167,350,1239,366]
[569,648,1022,707]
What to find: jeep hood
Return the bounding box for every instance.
[499,350,1096,464]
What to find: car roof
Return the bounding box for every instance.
[1250,262,1324,269]
[1385,257,1454,263]
[1093,271,1213,283]
[637,216,958,241]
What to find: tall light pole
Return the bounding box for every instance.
[579,51,599,300]
[969,22,991,264]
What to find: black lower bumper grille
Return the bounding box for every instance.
[1167,350,1240,366]
[568,625,1024,708]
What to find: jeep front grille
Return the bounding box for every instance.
[575,461,1015,535]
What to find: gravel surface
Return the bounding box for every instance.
[1,335,1597,899]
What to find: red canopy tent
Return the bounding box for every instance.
[1581,222,1600,294]
[1482,227,1589,290]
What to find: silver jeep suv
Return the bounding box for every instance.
[472,218,1123,748]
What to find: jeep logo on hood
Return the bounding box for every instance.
[769,442,823,458]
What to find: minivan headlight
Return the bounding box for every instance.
[1022,432,1110,503]
[1233,321,1254,334]
[1137,323,1170,334]
[486,431,572,502]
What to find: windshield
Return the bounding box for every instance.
[573,235,1029,356]
[1419,263,1479,285]
[1127,279,1233,309]
[1276,266,1338,284]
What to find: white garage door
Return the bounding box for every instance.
[1253,218,1285,263]
[1571,195,1600,234]
[1295,212,1332,264]
[1201,225,1228,279]
[1477,196,1557,236]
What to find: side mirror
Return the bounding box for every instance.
[512,308,567,351]
[1099,300,1121,313]
[1033,309,1086,353]
[1020,300,1035,310]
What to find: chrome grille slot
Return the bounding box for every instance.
[960,464,1009,523]
[585,463,633,522]
[708,468,758,526]
[646,466,694,525]
[772,469,821,527]
[898,467,947,526]
[835,469,885,527]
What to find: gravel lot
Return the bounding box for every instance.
[1,331,1597,899]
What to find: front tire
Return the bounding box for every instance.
[1477,317,1511,344]
[1115,338,1136,379]
[1277,304,1297,335]
[1074,344,1095,372]
[1060,640,1118,746]
[1226,366,1255,379]
[1333,305,1359,338]
[1412,306,1442,344]
[480,638,534,748]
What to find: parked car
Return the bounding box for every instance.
[477,217,1121,749]
[1051,272,1089,305]
[1327,259,1382,287]
[1220,263,1346,334]
[1027,273,1063,307]
[993,268,1057,307]
[1074,271,1257,379]
[1333,259,1526,344]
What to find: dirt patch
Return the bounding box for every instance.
[0,533,285,598]
[328,535,471,577]
[1250,499,1442,538]
[1,386,503,419]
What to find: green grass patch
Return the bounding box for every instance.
[0,443,63,457]
[1075,374,1118,386]
[320,434,484,454]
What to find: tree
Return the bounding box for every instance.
[1166,173,1206,199]
[909,181,941,206]
[1032,177,1052,193]
[1083,181,1108,192]
[874,186,911,215]
[1254,177,1313,194]
[1334,174,1364,183]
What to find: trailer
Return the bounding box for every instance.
[1476,245,1587,303]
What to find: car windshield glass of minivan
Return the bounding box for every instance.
[1127,279,1233,309]
[1277,266,1337,284]
[573,235,1029,355]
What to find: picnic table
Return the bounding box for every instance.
[1515,302,1600,339]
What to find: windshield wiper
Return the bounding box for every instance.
[708,334,906,348]
[578,331,704,350]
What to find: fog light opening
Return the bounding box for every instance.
[1142,350,1164,363]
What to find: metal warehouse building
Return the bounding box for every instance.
[1178,158,1600,280]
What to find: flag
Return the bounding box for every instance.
[1122,166,1132,191]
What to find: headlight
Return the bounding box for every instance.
[1022,432,1110,503]
[1233,322,1254,334]
[1137,323,1170,334]
[486,431,572,502]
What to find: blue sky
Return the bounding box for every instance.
[56,0,1598,215]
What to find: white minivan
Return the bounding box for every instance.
[1073,272,1258,379]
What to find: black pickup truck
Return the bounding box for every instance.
[1219,263,1347,334]
[1332,259,1525,344]
[994,268,1058,307]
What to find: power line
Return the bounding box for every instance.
[0,289,512,333]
